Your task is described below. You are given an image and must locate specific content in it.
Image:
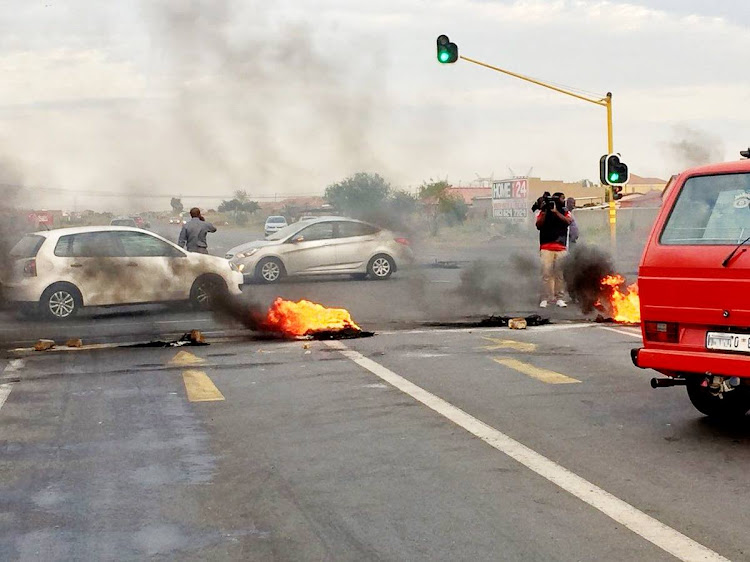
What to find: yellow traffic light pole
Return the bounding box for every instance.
[458,55,617,250]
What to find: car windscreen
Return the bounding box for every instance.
[267,217,286,224]
[111,219,136,226]
[10,234,45,258]
[660,172,750,245]
[267,222,305,240]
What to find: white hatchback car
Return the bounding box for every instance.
[264,215,288,237]
[4,226,244,320]
[226,217,414,283]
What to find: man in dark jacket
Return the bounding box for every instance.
[535,192,572,308]
[178,207,217,254]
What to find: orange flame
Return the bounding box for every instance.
[262,298,361,337]
[600,274,641,324]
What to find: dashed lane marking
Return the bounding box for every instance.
[481,337,537,353]
[326,340,728,562]
[492,357,581,384]
[182,370,225,402]
[169,350,206,366]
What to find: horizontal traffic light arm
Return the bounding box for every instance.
[459,55,609,108]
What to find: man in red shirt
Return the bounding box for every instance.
[535,192,573,308]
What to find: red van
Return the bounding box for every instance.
[631,151,750,419]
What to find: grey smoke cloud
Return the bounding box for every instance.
[665,125,725,169]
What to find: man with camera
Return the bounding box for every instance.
[533,192,573,308]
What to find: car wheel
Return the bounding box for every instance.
[686,379,750,420]
[190,274,228,311]
[367,254,394,280]
[256,258,285,284]
[41,283,82,321]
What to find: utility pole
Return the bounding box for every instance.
[437,38,619,250]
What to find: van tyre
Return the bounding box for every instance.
[686,380,750,420]
[41,283,82,321]
[368,254,394,280]
[190,275,228,311]
[256,258,285,284]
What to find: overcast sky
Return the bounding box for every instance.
[0,0,748,211]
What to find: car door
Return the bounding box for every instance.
[334,221,381,270]
[114,231,190,303]
[53,231,129,305]
[282,222,338,275]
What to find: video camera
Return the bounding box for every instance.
[531,192,564,213]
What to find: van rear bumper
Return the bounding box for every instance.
[631,347,750,378]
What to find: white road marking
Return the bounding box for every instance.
[0,384,12,411]
[599,325,642,339]
[326,340,728,562]
[0,359,22,411]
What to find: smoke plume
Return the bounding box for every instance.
[453,254,539,311]
[562,244,615,313]
[666,125,725,169]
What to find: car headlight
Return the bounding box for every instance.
[235,248,259,259]
[229,261,240,272]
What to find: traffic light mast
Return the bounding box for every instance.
[438,41,619,250]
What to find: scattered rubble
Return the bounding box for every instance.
[508,318,527,330]
[65,339,83,348]
[34,339,55,351]
[125,330,209,348]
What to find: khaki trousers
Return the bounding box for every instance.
[540,249,567,301]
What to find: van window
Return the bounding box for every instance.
[10,234,45,258]
[660,173,750,245]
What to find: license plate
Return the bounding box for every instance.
[706,332,750,353]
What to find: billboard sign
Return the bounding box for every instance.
[492,178,528,223]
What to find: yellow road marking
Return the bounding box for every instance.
[481,337,537,353]
[182,370,225,402]
[493,358,581,384]
[170,350,205,366]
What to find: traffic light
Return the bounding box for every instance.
[436,35,458,64]
[599,153,629,186]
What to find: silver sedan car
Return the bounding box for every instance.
[226,217,414,283]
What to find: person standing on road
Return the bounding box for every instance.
[565,197,579,247]
[178,207,217,254]
[535,192,572,308]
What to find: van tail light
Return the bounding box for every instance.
[23,258,37,277]
[644,321,679,343]
[395,237,410,246]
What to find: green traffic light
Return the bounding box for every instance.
[438,50,450,63]
[609,172,620,182]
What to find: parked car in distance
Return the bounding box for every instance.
[169,216,181,224]
[4,226,244,320]
[110,216,138,228]
[264,215,288,237]
[631,151,750,419]
[226,217,414,283]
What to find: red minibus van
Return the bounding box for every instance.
[631,151,750,418]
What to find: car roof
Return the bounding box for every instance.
[31,225,152,237]
[679,158,750,177]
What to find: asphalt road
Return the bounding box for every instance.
[1,322,748,560]
[0,221,644,349]
[3,221,717,561]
